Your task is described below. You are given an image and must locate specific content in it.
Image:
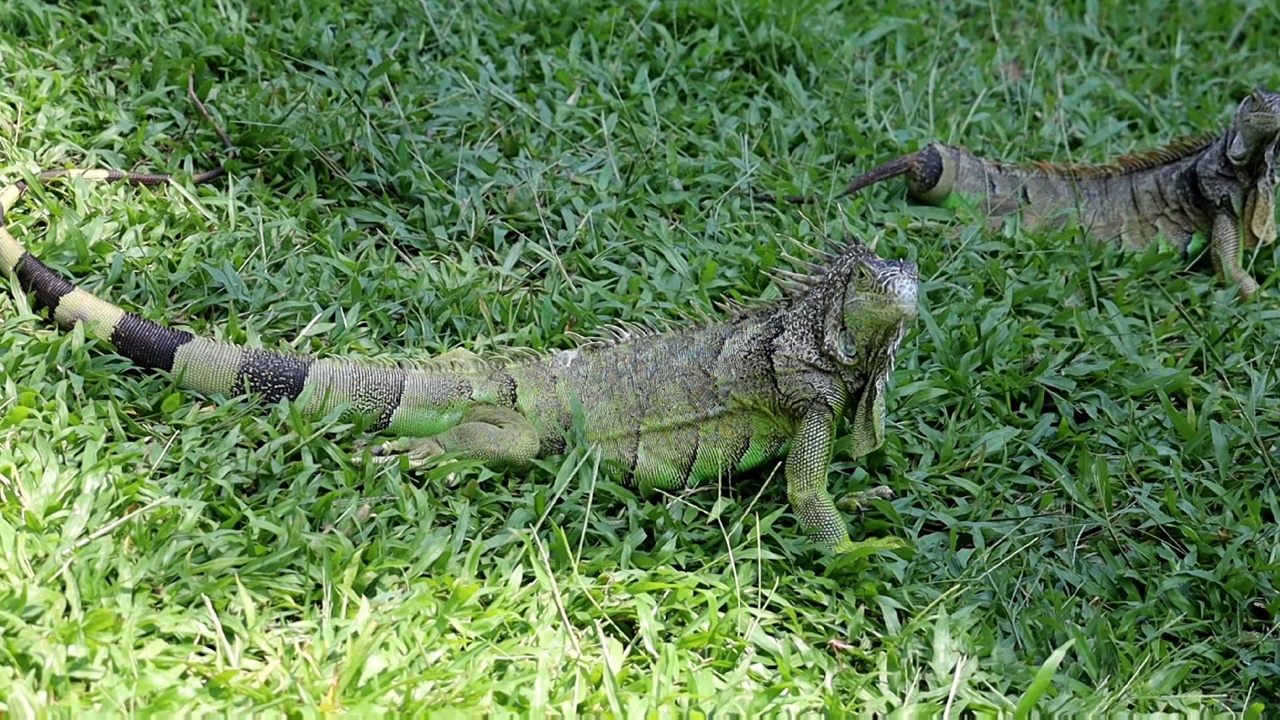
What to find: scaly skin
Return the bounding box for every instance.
[1,167,918,552]
[761,88,1280,298]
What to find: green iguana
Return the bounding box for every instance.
[760,87,1280,298]
[0,168,918,553]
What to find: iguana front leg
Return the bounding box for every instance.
[785,404,868,552]
[1212,212,1261,298]
[368,405,541,470]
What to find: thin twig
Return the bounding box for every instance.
[187,69,236,156]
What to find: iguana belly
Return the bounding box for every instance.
[591,412,795,493]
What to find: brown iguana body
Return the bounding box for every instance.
[764,88,1280,298]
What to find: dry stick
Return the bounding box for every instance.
[187,69,236,159]
[751,189,819,205]
[180,70,238,188]
[0,75,239,229]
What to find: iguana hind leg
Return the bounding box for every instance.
[368,405,540,470]
[1212,212,1261,298]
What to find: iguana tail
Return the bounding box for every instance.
[752,152,918,205]
[0,170,508,439]
[834,153,917,200]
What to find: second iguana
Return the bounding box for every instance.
[760,87,1280,298]
[1,166,918,553]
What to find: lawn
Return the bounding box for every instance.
[1,0,1278,714]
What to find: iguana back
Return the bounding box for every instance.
[508,321,797,487]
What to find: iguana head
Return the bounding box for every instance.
[1227,87,1280,166]
[822,240,918,364]
[1225,88,1280,248]
[821,238,919,457]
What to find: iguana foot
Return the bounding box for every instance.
[831,535,908,554]
[835,485,895,512]
[1238,275,1261,299]
[1211,212,1262,299]
[360,407,541,470]
[364,437,446,469]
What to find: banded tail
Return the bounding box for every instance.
[0,168,510,439]
[0,166,277,393]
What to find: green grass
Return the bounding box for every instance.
[1,0,1278,713]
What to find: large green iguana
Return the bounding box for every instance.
[0,168,918,553]
[759,87,1280,298]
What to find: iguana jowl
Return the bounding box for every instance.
[766,88,1280,298]
[0,168,918,552]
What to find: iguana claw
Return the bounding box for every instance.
[363,438,446,469]
[831,536,909,554]
[835,485,895,512]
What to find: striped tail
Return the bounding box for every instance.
[1,170,508,438]
[0,167,282,396]
[1,76,506,439]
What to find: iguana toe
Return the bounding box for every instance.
[835,485,895,512]
[365,437,447,469]
[830,536,908,554]
[1239,276,1261,299]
